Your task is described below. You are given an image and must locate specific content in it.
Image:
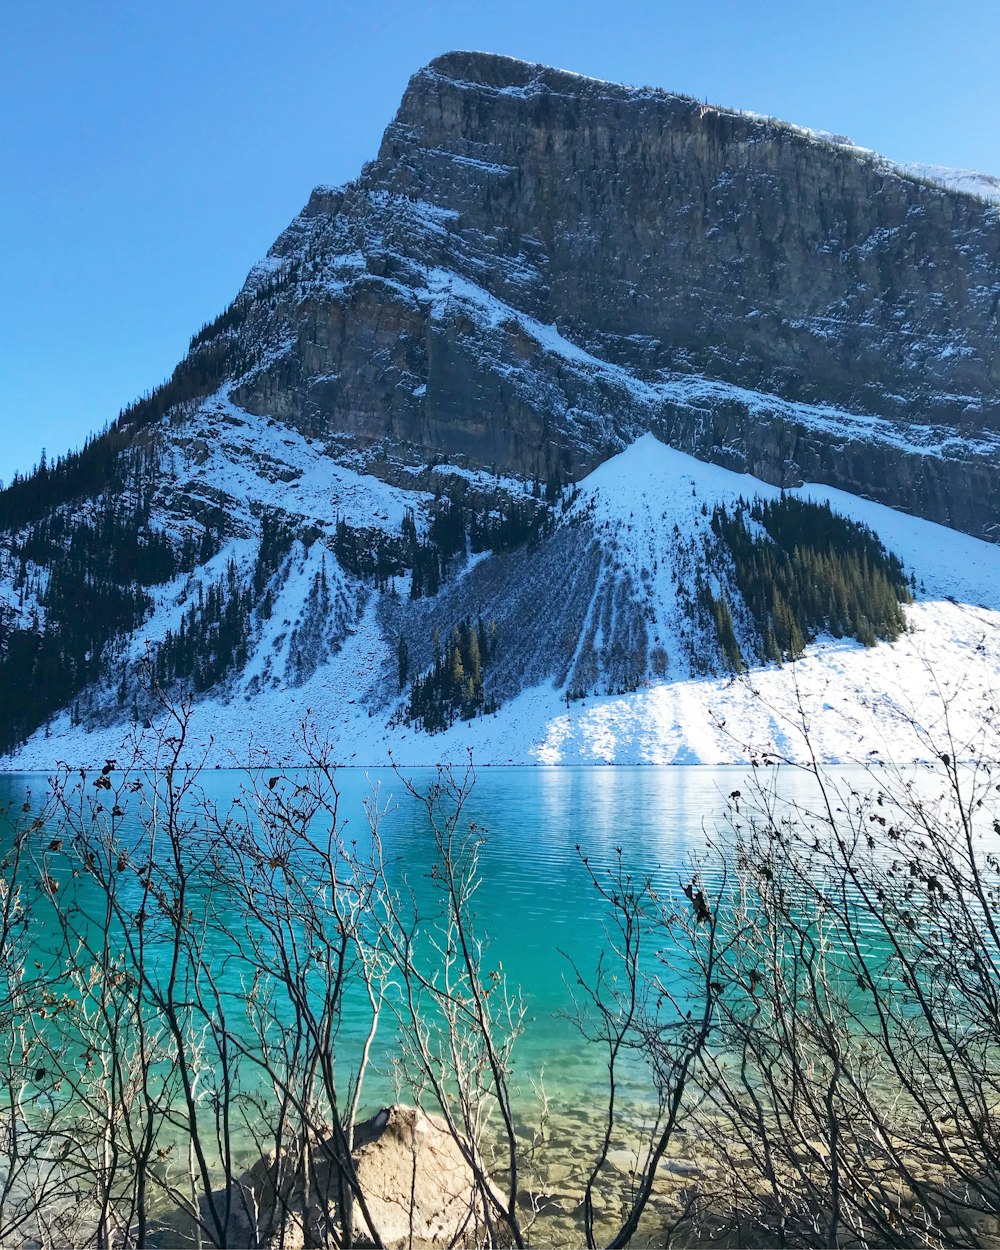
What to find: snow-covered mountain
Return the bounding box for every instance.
[892,163,1000,205]
[6,428,999,769]
[2,52,999,768]
[745,118,1000,206]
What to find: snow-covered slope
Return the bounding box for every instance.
[9,434,999,771]
[894,162,1000,205]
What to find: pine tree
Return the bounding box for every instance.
[467,626,482,689]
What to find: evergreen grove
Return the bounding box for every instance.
[701,494,912,669]
[399,617,499,733]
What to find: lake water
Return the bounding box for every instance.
[0,762,818,1123]
[4,759,997,1248]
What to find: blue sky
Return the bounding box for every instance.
[2,0,998,483]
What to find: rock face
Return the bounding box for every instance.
[190,50,1000,538]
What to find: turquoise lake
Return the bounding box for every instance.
[0,763,861,1127]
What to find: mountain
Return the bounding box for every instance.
[232,51,1000,536]
[2,52,999,768]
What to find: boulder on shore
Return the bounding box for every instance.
[203,1104,496,1248]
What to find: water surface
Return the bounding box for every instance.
[0,763,849,1119]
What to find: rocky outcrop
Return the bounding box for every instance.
[203,1106,493,1248]
[183,50,1000,537]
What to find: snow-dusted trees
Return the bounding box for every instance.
[0,457,184,752]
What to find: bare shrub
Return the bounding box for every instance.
[695,681,1000,1247]
[9,666,1000,1248]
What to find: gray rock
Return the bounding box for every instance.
[210,51,1000,539]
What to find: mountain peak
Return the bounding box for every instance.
[1,52,999,764]
[409,51,999,205]
[420,50,621,95]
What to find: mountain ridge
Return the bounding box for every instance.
[1,52,998,764]
[416,51,1000,207]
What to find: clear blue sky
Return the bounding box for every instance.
[2,0,998,484]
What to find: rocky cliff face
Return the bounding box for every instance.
[205,51,1000,537]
